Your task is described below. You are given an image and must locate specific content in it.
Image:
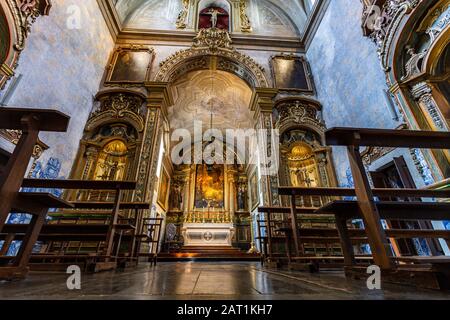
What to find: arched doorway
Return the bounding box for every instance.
[385,0,450,179]
[163,68,255,250]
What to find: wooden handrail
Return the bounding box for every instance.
[278,186,450,198]
[0,107,70,132]
[325,127,450,149]
[22,179,137,190]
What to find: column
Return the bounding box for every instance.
[135,82,173,208]
[410,82,448,132]
[250,88,280,207]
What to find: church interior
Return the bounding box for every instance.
[0,0,450,301]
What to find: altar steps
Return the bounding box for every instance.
[157,246,261,262]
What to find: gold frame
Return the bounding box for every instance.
[105,45,154,86]
[157,166,171,210]
[270,54,314,93]
[249,169,260,211]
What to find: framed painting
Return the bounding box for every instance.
[249,169,260,211]
[105,45,154,85]
[270,55,314,93]
[194,164,225,209]
[157,167,170,210]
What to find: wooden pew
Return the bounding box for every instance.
[325,127,450,271]
[0,108,70,231]
[0,108,71,280]
[258,202,450,271]
[2,179,144,273]
[275,127,450,289]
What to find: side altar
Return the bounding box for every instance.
[168,164,250,248]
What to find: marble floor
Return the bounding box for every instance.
[0,262,450,300]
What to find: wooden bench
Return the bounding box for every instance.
[273,127,450,289]
[0,108,71,280]
[2,178,145,275]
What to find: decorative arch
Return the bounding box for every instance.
[273,97,325,140]
[423,26,450,77]
[154,29,270,88]
[362,0,450,180]
[87,89,147,133]
[385,0,450,178]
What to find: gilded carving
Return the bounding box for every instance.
[1,0,50,87]
[410,82,447,130]
[176,0,189,29]
[8,0,51,51]
[239,0,252,33]
[87,92,146,132]
[274,99,325,133]
[192,27,233,51]
[155,28,269,87]
[361,146,396,166]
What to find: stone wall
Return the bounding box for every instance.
[306,0,402,185]
[2,0,114,176]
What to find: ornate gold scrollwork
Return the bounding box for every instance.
[87,92,146,132]
[155,28,269,87]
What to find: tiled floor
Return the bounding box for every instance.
[1,262,450,300]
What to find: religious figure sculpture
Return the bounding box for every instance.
[239,0,252,32]
[237,184,246,211]
[170,181,183,210]
[176,0,189,29]
[205,8,226,28]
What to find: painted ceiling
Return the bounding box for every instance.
[168,70,253,134]
[114,0,309,37]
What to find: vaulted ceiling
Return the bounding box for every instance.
[113,0,310,37]
[169,70,253,134]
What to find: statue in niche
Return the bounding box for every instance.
[170,181,183,211]
[207,8,221,28]
[237,184,247,211]
[198,7,229,30]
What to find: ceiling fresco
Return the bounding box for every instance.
[114,0,308,37]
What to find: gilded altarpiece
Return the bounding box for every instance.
[274,98,337,208]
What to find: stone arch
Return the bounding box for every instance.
[154,47,270,88]
[423,26,450,78]
[384,0,450,179]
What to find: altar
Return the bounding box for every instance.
[182,223,235,247]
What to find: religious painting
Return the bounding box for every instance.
[194,164,225,209]
[198,7,230,30]
[106,46,154,84]
[249,169,259,211]
[270,55,313,92]
[157,167,170,210]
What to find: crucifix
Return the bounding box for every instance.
[205,8,226,28]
